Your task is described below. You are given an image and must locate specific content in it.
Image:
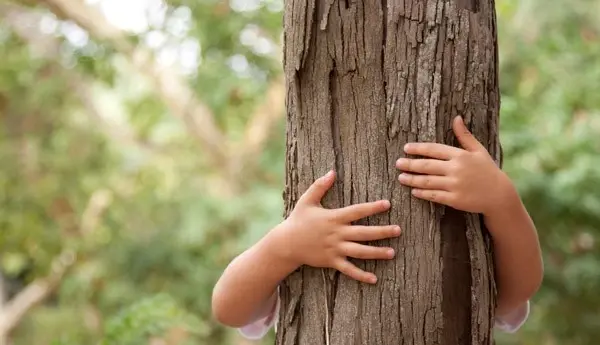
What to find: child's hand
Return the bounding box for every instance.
[276,170,401,284]
[396,116,513,215]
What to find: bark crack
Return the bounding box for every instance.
[281,1,497,343]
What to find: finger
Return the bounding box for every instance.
[411,189,454,206]
[340,242,396,260]
[297,170,335,205]
[345,224,401,242]
[403,142,463,160]
[452,116,485,152]
[398,174,452,190]
[395,158,448,175]
[335,200,391,222]
[334,259,377,284]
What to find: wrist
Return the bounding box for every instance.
[259,220,302,273]
[482,174,523,236]
[482,172,519,217]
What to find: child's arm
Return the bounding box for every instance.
[396,116,543,329]
[212,171,402,328]
[482,187,542,318]
[211,229,294,328]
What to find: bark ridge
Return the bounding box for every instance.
[280,1,500,344]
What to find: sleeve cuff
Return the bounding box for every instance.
[495,300,530,333]
[238,294,280,340]
[241,296,529,337]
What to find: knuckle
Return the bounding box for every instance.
[438,194,447,204]
[429,192,437,201]
[353,246,366,257]
[357,247,369,259]
[423,176,431,187]
[368,202,380,213]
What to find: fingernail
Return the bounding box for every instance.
[325,170,334,177]
[404,143,411,151]
[387,249,395,257]
[393,226,401,235]
[382,200,391,208]
[398,174,405,181]
[370,276,378,284]
[396,158,406,167]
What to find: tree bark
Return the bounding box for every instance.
[279,1,500,344]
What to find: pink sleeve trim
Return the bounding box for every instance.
[238,294,280,340]
[494,301,530,333]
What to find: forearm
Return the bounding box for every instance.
[484,181,543,317]
[212,223,297,327]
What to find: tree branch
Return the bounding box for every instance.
[1,3,162,156]
[69,78,165,156]
[37,0,230,169]
[7,1,286,192]
[240,75,286,160]
[228,75,285,181]
[0,189,113,338]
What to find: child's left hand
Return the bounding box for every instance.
[396,116,514,215]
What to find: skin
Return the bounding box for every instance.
[212,115,543,328]
[396,116,543,318]
[211,171,401,327]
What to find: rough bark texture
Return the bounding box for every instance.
[279,0,501,344]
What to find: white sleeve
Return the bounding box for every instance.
[494,301,530,333]
[238,294,280,340]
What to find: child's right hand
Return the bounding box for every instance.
[272,170,401,284]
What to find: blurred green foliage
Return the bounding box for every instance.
[0,0,598,344]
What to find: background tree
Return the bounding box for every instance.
[0,0,598,344]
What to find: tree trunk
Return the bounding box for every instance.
[279,1,500,344]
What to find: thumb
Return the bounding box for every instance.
[298,170,336,205]
[453,116,484,152]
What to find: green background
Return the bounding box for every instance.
[1,0,599,344]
